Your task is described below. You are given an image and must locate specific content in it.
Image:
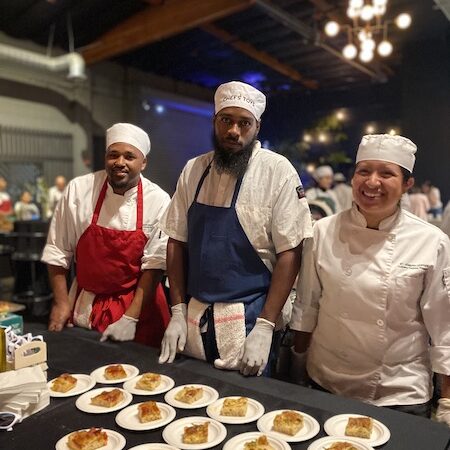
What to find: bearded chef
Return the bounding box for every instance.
[158,81,313,376]
[42,123,171,346]
[290,134,450,424]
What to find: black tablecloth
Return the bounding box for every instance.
[3,323,450,450]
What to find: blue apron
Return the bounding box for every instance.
[187,161,272,361]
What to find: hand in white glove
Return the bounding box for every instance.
[290,346,309,386]
[436,398,450,427]
[239,317,275,376]
[100,315,138,342]
[158,303,187,364]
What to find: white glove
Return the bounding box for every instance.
[290,346,309,385]
[436,398,450,427]
[100,315,137,342]
[239,317,275,376]
[158,303,187,364]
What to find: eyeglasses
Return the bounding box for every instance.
[0,412,21,431]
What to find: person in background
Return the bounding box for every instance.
[441,201,450,238]
[422,180,443,219]
[158,81,313,376]
[0,177,13,231]
[42,123,171,347]
[409,185,430,221]
[290,134,450,423]
[46,176,67,219]
[14,190,40,221]
[332,172,353,211]
[306,165,340,214]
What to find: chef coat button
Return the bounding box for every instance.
[388,234,395,242]
[377,319,384,327]
[345,268,352,276]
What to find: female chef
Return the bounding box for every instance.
[290,134,450,423]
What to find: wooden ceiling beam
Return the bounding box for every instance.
[82,0,255,64]
[201,23,318,89]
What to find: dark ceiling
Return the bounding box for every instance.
[0,0,448,95]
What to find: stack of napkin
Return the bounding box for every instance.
[0,365,49,419]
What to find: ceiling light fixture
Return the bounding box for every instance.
[324,0,412,63]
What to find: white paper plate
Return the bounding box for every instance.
[307,436,375,450]
[55,428,126,450]
[206,396,265,424]
[90,364,139,384]
[162,416,227,450]
[164,384,219,409]
[128,445,180,450]
[115,401,176,431]
[123,374,175,396]
[223,432,291,450]
[257,409,320,443]
[75,387,132,414]
[48,374,96,397]
[324,414,390,447]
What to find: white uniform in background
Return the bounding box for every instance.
[47,185,64,219]
[305,187,340,214]
[332,183,353,211]
[441,201,450,238]
[409,192,430,221]
[400,192,411,212]
[290,204,450,407]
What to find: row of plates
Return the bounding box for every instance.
[56,428,378,450]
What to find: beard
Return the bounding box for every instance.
[212,133,257,178]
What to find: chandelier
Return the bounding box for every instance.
[323,0,412,63]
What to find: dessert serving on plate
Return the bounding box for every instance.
[345,417,373,439]
[51,373,78,393]
[220,397,248,417]
[67,427,108,450]
[138,400,162,423]
[90,388,124,408]
[272,410,304,436]
[182,422,209,444]
[243,435,275,450]
[175,386,204,404]
[135,372,161,391]
[104,364,127,380]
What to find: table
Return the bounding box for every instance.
[3,323,450,450]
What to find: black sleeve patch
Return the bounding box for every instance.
[296,186,305,199]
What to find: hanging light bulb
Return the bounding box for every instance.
[395,13,412,29]
[342,43,358,59]
[324,21,340,37]
[359,50,374,62]
[361,38,376,52]
[358,29,369,41]
[349,0,364,8]
[378,40,393,56]
[366,124,376,134]
[303,133,312,143]
[388,128,397,135]
[318,133,327,143]
[347,7,359,19]
[373,4,386,16]
[360,4,374,21]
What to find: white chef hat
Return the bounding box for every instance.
[313,165,334,181]
[214,81,266,121]
[106,123,151,157]
[334,172,346,182]
[356,134,416,172]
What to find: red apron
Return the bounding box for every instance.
[75,179,170,347]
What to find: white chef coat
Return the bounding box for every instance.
[47,185,64,219]
[290,204,450,406]
[333,183,353,211]
[306,187,340,214]
[14,201,40,221]
[159,141,313,272]
[42,170,170,271]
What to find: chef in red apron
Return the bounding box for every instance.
[42,123,170,347]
